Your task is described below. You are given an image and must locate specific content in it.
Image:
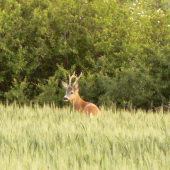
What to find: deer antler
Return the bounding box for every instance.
[69,71,76,85]
[69,72,82,86]
[72,72,82,86]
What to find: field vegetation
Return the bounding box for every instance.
[0,1,170,168]
[0,103,170,170]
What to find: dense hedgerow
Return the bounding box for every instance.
[0,0,170,109]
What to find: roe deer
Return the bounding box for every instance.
[62,72,101,117]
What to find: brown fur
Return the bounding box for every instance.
[62,72,101,117]
[70,91,101,116]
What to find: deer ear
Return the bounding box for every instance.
[74,82,79,90]
[62,81,68,89]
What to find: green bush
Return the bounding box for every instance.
[0,0,170,109]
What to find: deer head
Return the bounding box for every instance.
[62,72,82,102]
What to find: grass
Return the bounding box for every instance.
[0,103,170,170]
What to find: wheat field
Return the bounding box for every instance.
[0,103,170,170]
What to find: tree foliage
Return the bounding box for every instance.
[0,0,170,109]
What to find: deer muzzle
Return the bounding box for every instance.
[64,96,68,101]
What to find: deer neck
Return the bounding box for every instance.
[71,93,86,111]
